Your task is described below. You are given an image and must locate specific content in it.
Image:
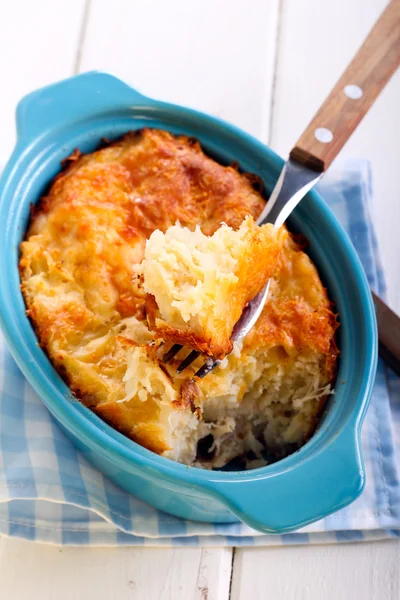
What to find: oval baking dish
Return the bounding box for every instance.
[0,72,377,533]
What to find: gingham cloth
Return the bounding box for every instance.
[1,159,399,546]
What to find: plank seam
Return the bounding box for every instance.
[74,0,92,74]
[268,0,284,146]
[228,547,236,599]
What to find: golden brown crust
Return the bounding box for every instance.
[245,234,339,382]
[95,400,171,454]
[146,293,219,356]
[175,379,200,413]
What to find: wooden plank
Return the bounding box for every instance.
[0,537,232,600]
[270,0,400,311]
[79,0,280,141]
[0,0,87,165]
[231,540,400,600]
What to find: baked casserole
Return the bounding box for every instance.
[19,128,338,469]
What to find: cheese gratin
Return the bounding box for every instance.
[19,129,338,469]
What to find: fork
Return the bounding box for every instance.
[162,0,400,378]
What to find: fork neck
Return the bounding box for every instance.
[256,159,322,228]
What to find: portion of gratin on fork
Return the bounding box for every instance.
[19,128,338,469]
[141,216,285,359]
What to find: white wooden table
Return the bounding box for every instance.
[1,1,399,598]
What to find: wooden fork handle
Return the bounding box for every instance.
[290,0,400,172]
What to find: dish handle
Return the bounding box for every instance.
[209,424,364,533]
[16,71,151,142]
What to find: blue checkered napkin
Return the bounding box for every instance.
[1,159,400,546]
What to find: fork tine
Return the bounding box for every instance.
[195,358,221,379]
[176,350,201,373]
[161,344,183,363]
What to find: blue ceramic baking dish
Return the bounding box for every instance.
[0,72,377,533]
